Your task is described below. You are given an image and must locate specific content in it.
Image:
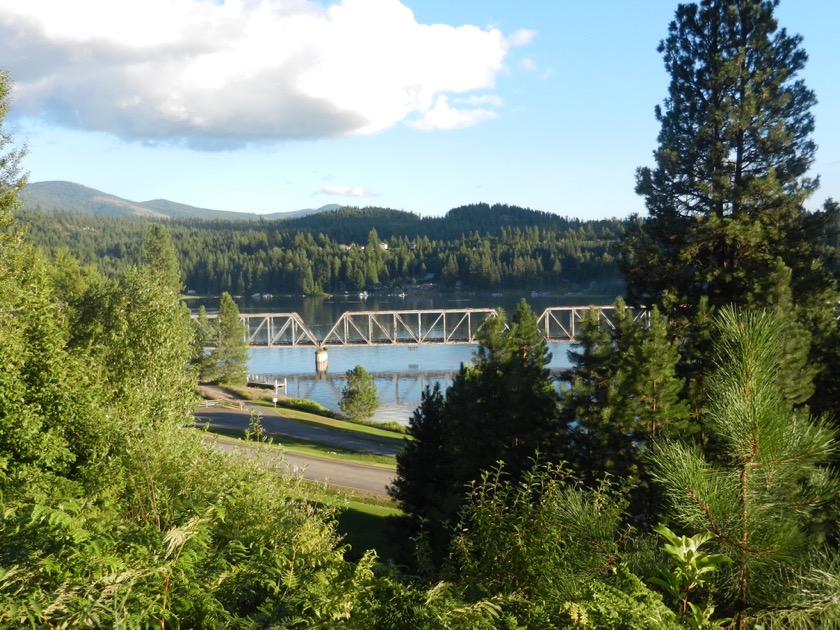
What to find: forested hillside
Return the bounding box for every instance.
[20,180,341,221]
[18,203,627,295]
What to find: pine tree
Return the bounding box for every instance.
[388,383,456,562]
[210,292,249,385]
[389,384,450,516]
[560,302,689,519]
[388,301,561,560]
[619,0,839,410]
[139,224,182,291]
[652,307,838,628]
[446,300,560,487]
[622,305,691,448]
[559,306,620,486]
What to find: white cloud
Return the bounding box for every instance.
[520,58,537,73]
[321,185,377,198]
[519,57,553,81]
[409,95,497,131]
[454,94,504,107]
[0,0,526,148]
[505,28,536,47]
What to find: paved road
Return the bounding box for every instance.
[207,437,396,496]
[195,404,400,495]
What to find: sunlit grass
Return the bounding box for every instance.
[198,425,398,468]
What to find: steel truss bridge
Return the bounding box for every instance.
[204,306,650,348]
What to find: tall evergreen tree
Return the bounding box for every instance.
[559,301,689,515]
[619,0,839,412]
[390,300,561,559]
[559,307,619,487]
[445,300,561,487]
[139,223,182,291]
[210,292,249,385]
[389,384,449,519]
[388,383,457,562]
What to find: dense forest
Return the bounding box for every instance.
[4,0,840,627]
[17,204,627,295]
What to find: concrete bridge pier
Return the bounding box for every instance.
[315,346,328,374]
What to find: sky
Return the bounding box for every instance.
[1,0,838,220]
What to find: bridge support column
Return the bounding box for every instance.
[315,347,328,374]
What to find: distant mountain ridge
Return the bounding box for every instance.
[20,181,340,221]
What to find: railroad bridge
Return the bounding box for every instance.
[205,305,649,349]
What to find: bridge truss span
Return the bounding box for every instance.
[320,308,500,346]
[201,305,652,347]
[239,312,320,347]
[536,306,649,342]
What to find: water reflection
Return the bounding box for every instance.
[248,342,573,425]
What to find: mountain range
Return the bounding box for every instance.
[20,181,341,221]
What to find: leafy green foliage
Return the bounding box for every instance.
[447,463,681,629]
[0,70,26,220]
[340,365,380,420]
[650,524,732,628]
[5,4,840,619]
[189,304,216,380]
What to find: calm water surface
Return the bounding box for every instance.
[191,291,610,424]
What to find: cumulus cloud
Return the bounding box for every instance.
[454,94,504,107]
[321,185,377,198]
[0,0,528,149]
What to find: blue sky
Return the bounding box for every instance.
[2,0,838,219]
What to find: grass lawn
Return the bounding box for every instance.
[253,401,408,441]
[199,427,398,468]
[337,499,404,563]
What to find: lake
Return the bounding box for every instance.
[190,290,612,424]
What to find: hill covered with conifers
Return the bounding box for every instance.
[18,198,628,295]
